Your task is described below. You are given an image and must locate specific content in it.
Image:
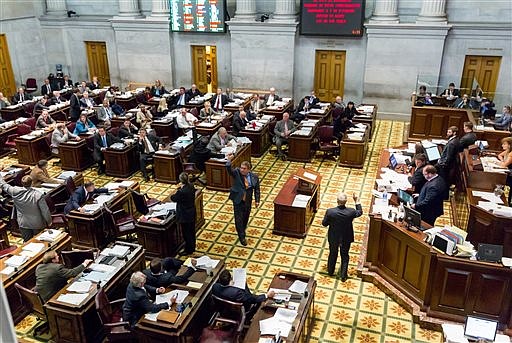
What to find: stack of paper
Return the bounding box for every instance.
[38,229,61,242]
[156,290,189,304]
[237,137,252,144]
[472,190,504,204]
[268,288,291,301]
[58,171,77,179]
[233,268,247,289]
[0,266,16,275]
[89,263,116,273]
[291,194,311,208]
[259,308,298,338]
[67,281,93,293]
[5,255,27,268]
[82,204,102,213]
[57,293,89,306]
[189,256,220,269]
[152,203,177,211]
[302,171,317,181]
[82,271,109,283]
[95,194,116,206]
[22,242,45,254]
[110,245,130,257]
[288,280,308,294]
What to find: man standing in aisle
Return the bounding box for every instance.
[226,156,260,246]
[322,192,363,281]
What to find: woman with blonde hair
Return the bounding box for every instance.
[156,97,168,116]
[497,137,512,205]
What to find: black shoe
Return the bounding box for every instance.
[144,176,150,182]
[341,275,348,282]
[281,155,287,161]
[97,169,105,175]
[240,238,247,246]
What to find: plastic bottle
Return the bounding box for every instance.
[382,189,388,201]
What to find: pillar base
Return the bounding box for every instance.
[270,14,296,22]
[46,10,67,16]
[416,15,448,23]
[233,14,256,21]
[370,15,399,24]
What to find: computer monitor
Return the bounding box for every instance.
[424,145,441,162]
[389,154,398,170]
[404,206,422,229]
[398,189,413,205]
[464,316,498,341]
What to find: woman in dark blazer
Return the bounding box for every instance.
[170,173,196,255]
[342,101,362,120]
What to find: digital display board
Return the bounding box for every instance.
[300,0,365,37]
[170,0,225,33]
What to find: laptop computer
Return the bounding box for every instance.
[464,315,498,341]
[477,243,503,263]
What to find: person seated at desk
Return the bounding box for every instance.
[188,136,223,174]
[207,127,236,154]
[212,270,274,315]
[105,86,115,103]
[156,97,168,117]
[36,251,92,303]
[123,271,172,329]
[143,257,197,288]
[411,165,447,226]
[0,92,11,109]
[41,78,56,96]
[343,101,362,120]
[435,126,460,184]
[264,87,280,107]
[471,85,483,101]
[417,85,427,97]
[111,99,125,116]
[137,128,162,181]
[232,110,249,137]
[211,87,229,112]
[495,137,512,205]
[36,110,56,129]
[333,111,355,141]
[136,105,153,129]
[62,74,73,88]
[308,90,320,107]
[64,181,109,214]
[97,99,114,128]
[173,87,190,109]
[249,93,264,117]
[118,119,138,139]
[176,107,198,130]
[77,81,90,95]
[292,96,312,122]
[88,76,101,91]
[50,90,65,105]
[487,105,512,131]
[440,82,460,99]
[79,91,95,110]
[94,126,122,175]
[141,86,152,104]
[199,101,218,121]
[186,84,202,98]
[30,159,61,187]
[74,113,96,135]
[333,95,345,110]
[274,112,297,161]
[52,123,78,154]
[33,96,50,115]
[459,121,476,151]
[408,154,427,194]
[151,79,167,97]
[13,87,32,103]
[456,94,472,109]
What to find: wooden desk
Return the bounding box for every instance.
[104,144,139,178]
[288,124,318,162]
[152,118,178,142]
[460,150,506,191]
[48,103,70,122]
[115,95,138,111]
[338,124,370,168]
[45,242,145,343]
[273,168,321,238]
[223,96,252,112]
[2,231,71,324]
[1,104,28,121]
[205,143,252,191]
[135,259,226,343]
[240,121,271,157]
[243,272,316,343]
[59,140,94,171]
[304,105,332,124]
[110,114,137,128]
[136,190,205,259]
[0,123,18,156]
[195,121,221,137]
[15,133,51,165]
[354,104,377,140]
[262,100,293,121]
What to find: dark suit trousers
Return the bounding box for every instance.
[180,220,196,254]
[139,153,154,178]
[94,150,105,172]
[233,200,251,240]
[20,227,42,242]
[328,240,351,275]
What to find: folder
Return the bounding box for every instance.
[157,310,180,324]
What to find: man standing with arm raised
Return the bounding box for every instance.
[322,192,363,281]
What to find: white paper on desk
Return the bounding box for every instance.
[5,255,28,267]
[494,206,512,218]
[89,263,116,273]
[232,268,247,290]
[221,146,236,155]
[292,194,311,208]
[57,293,89,306]
[349,127,366,133]
[302,171,317,181]
[41,182,60,189]
[346,133,364,140]
[110,245,130,257]
[0,266,15,275]
[391,153,409,165]
[144,312,159,321]
[192,256,220,269]
[82,271,109,283]
[83,204,102,213]
[95,194,115,205]
[67,281,92,293]
[421,140,436,148]
[19,250,38,258]
[37,229,61,242]
[152,202,176,211]
[442,323,468,343]
[431,139,448,145]
[274,308,298,324]
[261,115,274,121]
[472,190,504,204]
[288,280,308,294]
[157,290,189,304]
[58,171,77,179]
[237,137,252,144]
[268,288,291,301]
[22,242,45,254]
[259,317,292,337]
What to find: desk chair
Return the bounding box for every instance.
[61,249,98,268]
[0,239,16,258]
[130,189,160,215]
[95,287,133,342]
[25,117,36,130]
[25,78,37,94]
[14,283,49,339]
[44,196,68,230]
[5,124,31,151]
[64,176,77,197]
[24,102,36,117]
[104,207,137,241]
[201,294,247,343]
[268,120,279,155]
[178,147,205,186]
[317,125,339,160]
[44,132,61,165]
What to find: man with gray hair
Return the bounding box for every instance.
[207,127,236,153]
[322,192,363,281]
[123,271,173,328]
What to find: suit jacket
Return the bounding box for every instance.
[137,135,161,154]
[415,175,447,225]
[226,161,260,205]
[322,204,363,245]
[73,119,96,135]
[459,132,477,151]
[264,93,280,106]
[250,99,264,113]
[0,177,52,230]
[437,137,460,169]
[97,106,114,122]
[274,119,297,138]
[232,116,249,136]
[170,183,196,223]
[408,165,426,193]
[69,93,81,120]
[142,266,195,288]
[151,85,167,97]
[199,107,218,120]
[80,97,95,109]
[212,283,265,311]
[211,94,229,110]
[88,82,101,90]
[29,166,58,187]
[62,79,73,88]
[0,98,10,109]
[494,113,512,131]
[33,102,50,115]
[36,263,85,302]
[186,89,202,98]
[118,125,138,139]
[64,185,109,214]
[51,128,76,152]
[173,93,190,107]
[50,96,65,105]
[123,283,169,328]
[41,84,54,96]
[136,110,153,128]
[94,133,121,153]
[441,88,461,97]
[207,132,236,153]
[36,115,56,129]
[13,92,32,103]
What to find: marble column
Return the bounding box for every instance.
[273,0,296,21]
[46,0,67,16]
[118,0,141,17]
[370,0,399,23]
[150,0,169,17]
[235,0,256,20]
[417,0,447,23]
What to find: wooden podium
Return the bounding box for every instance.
[273,168,321,238]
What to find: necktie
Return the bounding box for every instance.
[143,138,149,154]
[284,121,289,133]
[216,96,221,110]
[20,94,24,102]
[102,136,107,147]
[242,175,249,201]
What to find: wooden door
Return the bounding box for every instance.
[191,46,208,93]
[460,55,501,99]
[314,50,346,102]
[0,34,16,98]
[209,46,218,92]
[85,41,110,86]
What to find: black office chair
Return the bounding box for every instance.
[130,189,160,215]
[61,249,98,268]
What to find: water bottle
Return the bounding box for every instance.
[382,189,388,201]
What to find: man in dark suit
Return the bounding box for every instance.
[171,173,197,254]
[41,78,56,96]
[118,119,138,139]
[308,90,320,107]
[226,157,260,246]
[211,87,229,112]
[459,121,477,151]
[322,192,363,281]
[412,165,447,226]
[435,126,460,184]
[36,250,92,302]
[408,154,427,194]
[440,82,460,98]
[62,75,73,88]
[64,181,109,214]
[123,271,171,328]
[80,91,95,110]
[292,96,311,122]
[93,126,122,175]
[137,128,162,181]
[264,87,280,107]
[173,87,190,108]
[13,87,32,103]
[186,84,202,98]
[212,270,274,313]
[69,88,81,121]
[88,76,101,90]
[143,257,197,288]
[50,90,65,105]
[232,110,249,136]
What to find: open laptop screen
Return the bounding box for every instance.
[425,145,441,162]
[464,316,498,341]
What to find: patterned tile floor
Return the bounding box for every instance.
[6,119,449,342]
